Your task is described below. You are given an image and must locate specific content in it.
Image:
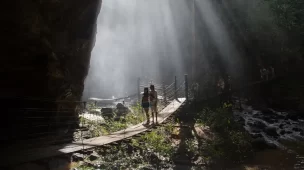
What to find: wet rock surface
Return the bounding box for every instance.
[265,126,279,137]
[234,102,304,150]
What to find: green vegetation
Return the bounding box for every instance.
[78,102,149,138]
[74,102,254,169]
[87,102,99,112]
[132,127,175,157]
[196,103,253,163]
[81,101,169,138]
[265,0,304,36]
[125,103,146,125]
[74,125,177,170]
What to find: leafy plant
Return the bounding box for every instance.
[87,101,100,112]
[139,129,174,156]
[196,104,253,162]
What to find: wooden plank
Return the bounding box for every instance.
[2,98,185,167]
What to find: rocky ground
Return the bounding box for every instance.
[234,101,304,149]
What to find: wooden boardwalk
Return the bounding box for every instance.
[2,98,186,167]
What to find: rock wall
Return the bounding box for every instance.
[0,0,102,146]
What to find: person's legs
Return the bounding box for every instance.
[152,103,158,124]
[152,109,155,123]
[149,101,154,124]
[144,108,150,124]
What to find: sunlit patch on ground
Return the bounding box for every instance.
[243,166,261,170]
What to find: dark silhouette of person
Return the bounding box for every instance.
[142,87,150,125]
[149,85,158,124]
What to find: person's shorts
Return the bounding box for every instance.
[142,102,150,108]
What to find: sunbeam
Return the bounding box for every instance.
[83,0,189,99]
[195,0,241,77]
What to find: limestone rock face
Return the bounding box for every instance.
[0,0,102,147]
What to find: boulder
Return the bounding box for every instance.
[251,128,261,133]
[254,121,267,129]
[116,103,129,117]
[101,108,113,114]
[101,108,114,119]
[88,151,100,161]
[248,121,266,130]
[264,126,278,137]
[251,133,263,139]
[292,127,301,132]
[280,130,286,135]
[116,103,124,109]
[236,116,245,125]
[264,117,276,124]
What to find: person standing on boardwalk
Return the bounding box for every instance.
[142,87,150,125]
[149,85,158,124]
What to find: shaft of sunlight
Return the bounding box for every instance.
[83,0,187,99]
[195,0,241,77]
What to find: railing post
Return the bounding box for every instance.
[162,82,167,103]
[137,77,141,103]
[174,76,177,99]
[185,74,189,102]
